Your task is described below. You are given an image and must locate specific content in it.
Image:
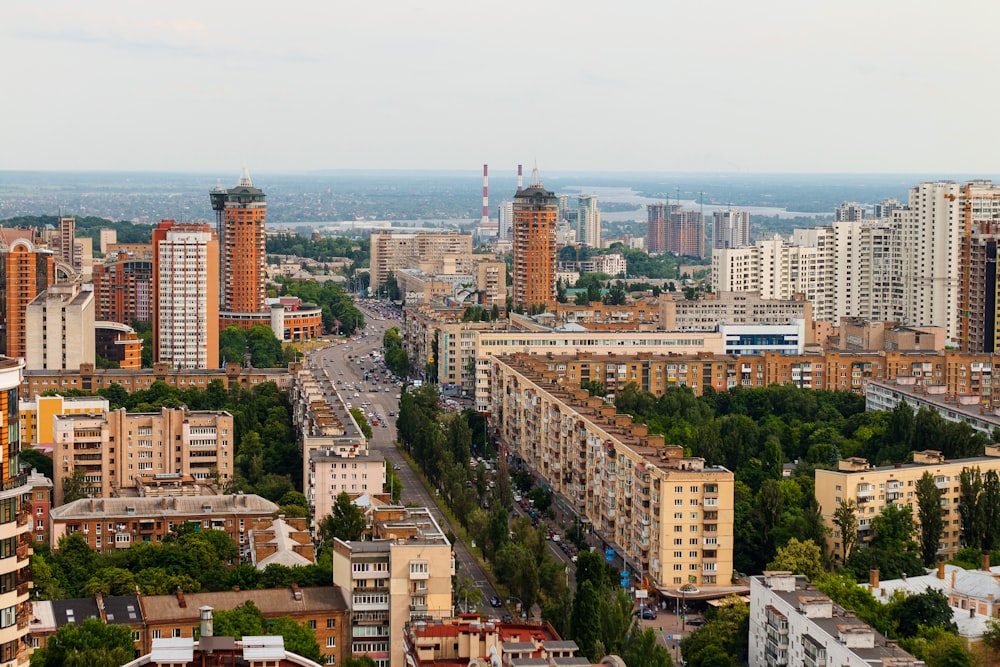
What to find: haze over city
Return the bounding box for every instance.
[3,1,997,173]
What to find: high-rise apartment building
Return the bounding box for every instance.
[646,203,667,254]
[957,181,1000,353]
[667,205,705,258]
[873,197,902,220]
[497,200,514,241]
[834,201,866,222]
[152,220,219,370]
[712,209,751,249]
[0,356,34,666]
[0,229,55,361]
[58,216,76,269]
[25,281,95,370]
[577,194,601,248]
[511,167,558,311]
[369,232,473,289]
[92,258,153,325]
[210,169,267,315]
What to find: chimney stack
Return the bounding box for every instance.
[517,164,523,192]
[481,165,489,226]
[983,552,992,572]
[176,587,186,608]
[869,568,880,589]
[937,561,945,580]
[200,606,213,638]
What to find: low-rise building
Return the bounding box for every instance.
[49,494,278,554]
[749,572,923,667]
[815,448,1000,561]
[866,377,1000,434]
[248,515,316,570]
[26,470,51,545]
[308,449,386,531]
[20,394,109,451]
[332,506,454,667]
[490,354,738,601]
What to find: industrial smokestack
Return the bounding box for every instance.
[517,164,523,192]
[482,164,489,225]
[200,606,214,638]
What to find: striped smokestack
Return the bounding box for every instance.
[517,164,523,192]
[482,164,489,225]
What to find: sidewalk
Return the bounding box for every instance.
[635,606,697,665]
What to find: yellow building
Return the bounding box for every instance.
[20,394,109,450]
[332,506,454,667]
[815,447,1000,561]
[489,354,737,600]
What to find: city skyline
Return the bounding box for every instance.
[2,2,998,173]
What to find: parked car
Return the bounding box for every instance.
[686,617,707,627]
[636,608,657,620]
[490,596,502,608]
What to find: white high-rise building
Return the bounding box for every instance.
[712,209,751,249]
[577,194,601,247]
[497,200,513,240]
[834,201,866,222]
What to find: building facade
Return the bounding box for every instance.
[25,281,95,371]
[712,209,751,249]
[370,232,473,289]
[211,169,268,315]
[51,407,235,505]
[489,354,735,597]
[91,256,153,325]
[816,448,1000,560]
[667,205,705,258]
[0,229,54,360]
[511,169,558,311]
[749,572,922,667]
[646,203,667,254]
[152,220,219,370]
[577,194,601,248]
[332,507,454,667]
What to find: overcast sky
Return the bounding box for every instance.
[2,1,997,174]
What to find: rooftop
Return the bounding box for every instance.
[50,493,278,520]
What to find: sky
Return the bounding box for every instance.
[2,1,998,174]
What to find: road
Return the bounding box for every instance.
[305,306,505,616]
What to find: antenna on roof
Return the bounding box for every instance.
[529,161,542,188]
[239,166,253,187]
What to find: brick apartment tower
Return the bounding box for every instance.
[210,168,267,315]
[667,205,705,258]
[646,203,667,254]
[0,230,55,360]
[512,167,558,312]
[151,221,219,370]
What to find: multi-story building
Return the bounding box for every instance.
[248,515,316,569]
[26,469,51,546]
[403,617,585,666]
[152,220,219,370]
[659,291,812,332]
[712,209,751,249]
[490,354,736,599]
[19,394,109,450]
[211,169,267,315]
[816,447,1000,560]
[396,253,506,307]
[956,181,1000,353]
[865,377,1000,434]
[20,361,297,400]
[749,572,922,667]
[370,232,473,289]
[646,203,667,254]
[667,205,705,258]
[332,506,454,667]
[94,321,143,370]
[0,228,55,360]
[511,168,558,311]
[308,449,387,530]
[32,587,350,665]
[497,200,513,241]
[98,228,117,254]
[0,356,34,666]
[571,253,626,276]
[834,201,867,222]
[577,194,601,248]
[91,254,153,325]
[873,197,902,220]
[25,281,95,371]
[51,407,235,505]
[49,493,277,554]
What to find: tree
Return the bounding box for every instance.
[958,467,983,549]
[343,658,378,667]
[916,471,944,566]
[833,499,859,565]
[581,380,607,397]
[570,580,604,660]
[622,627,672,667]
[767,538,824,581]
[893,589,957,638]
[61,466,97,504]
[900,626,973,667]
[350,407,373,439]
[319,492,366,543]
[269,616,322,663]
[31,617,136,667]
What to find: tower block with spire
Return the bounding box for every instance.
[511,165,558,312]
[211,168,267,315]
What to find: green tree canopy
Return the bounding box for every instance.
[319,492,366,543]
[30,616,136,667]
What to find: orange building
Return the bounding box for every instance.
[92,254,153,325]
[0,229,55,360]
[152,220,219,370]
[211,168,267,315]
[511,167,558,311]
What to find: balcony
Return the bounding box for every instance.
[409,603,428,612]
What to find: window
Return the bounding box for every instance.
[326,637,336,648]
[327,618,337,629]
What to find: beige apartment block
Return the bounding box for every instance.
[489,354,735,598]
[370,232,473,288]
[816,447,1000,561]
[309,450,386,531]
[52,407,234,505]
[25,281,95,371]
[332,506,454,667]
[659,291,812,333]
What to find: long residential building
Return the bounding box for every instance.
[49,493,277,555]
[332,506,454,667]
[51,406,235,505]
[370,232,473,289]
[749,572,923,667]
[658,291,812,331]
[489,354,737,599]
[19,361,297,400]
[815,447,1000,561]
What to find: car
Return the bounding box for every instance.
[393,464,401,470]
[635,608,657,620]
[490,596,502,608]
[686,617,707,627]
